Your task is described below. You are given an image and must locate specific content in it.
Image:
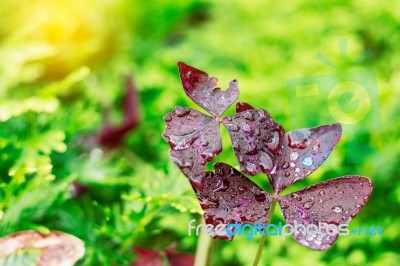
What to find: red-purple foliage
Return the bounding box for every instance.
[162,62,373,250]
[98,75,140,149]
[132,243,194,266]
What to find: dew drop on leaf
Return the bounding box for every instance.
[290,152,299,161]
[332,206,343,213]
[303,201,314,209]
[255,193,267,202]
[238,186,247,193]
[292,193,302,201]
[281,161,290,169]
[302,156,313,166]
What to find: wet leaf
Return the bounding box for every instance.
[223,102,284,175]
[177,62,239,117]
[0,230,85,266]
[192,163,273,239]
[163,106,222,188]
[278,176,373,250]
[164,62,373,251]
[270,123,342,193]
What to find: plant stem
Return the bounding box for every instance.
[195,218,215,266]
[253,199,277,266]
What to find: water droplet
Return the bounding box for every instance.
[213,179,228,193]
[356,204,362,208]
[306,235,314,241]
[270,164,277,175]
[244,111,254,121]
[232,142,241,152]
[259,152,273,171]
[319,190,325,196]
[238,186,247,193]
[250,186,258,194]
[228,168,235,176]
[257,109,265,118]
[255,193,267,202]
[267,131,279,150]
[246,162,257,174]
[217,167,225,176]
[312,144,320,151]
[332,206,343,213]
[164,114,172,122]
[281,162,290,169]
[280,202,289,209]
[302,156,313,166]
[318,199,323,203]
[234,210,242,218]
[243,124,252,133]
[295,167,301,173]
[303,201,314,209]
[176,108,190,117]
[285,171,290,177]
[288,130,310,149]
[290,152,299,161]
[353,195,358,200]
[226,124,239,132]
[292,193,302,201]
[338,190,344,194]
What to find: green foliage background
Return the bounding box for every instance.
[0,0,399,265]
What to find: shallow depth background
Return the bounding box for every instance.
[0,0,399,265]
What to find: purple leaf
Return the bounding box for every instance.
[98,75,140,149]
[235,102,256,113]
[177,62,239,118]
[270,123,342,193]
[167,254,195,266]
[192,163,273,239]
[165,243,194,266]
[277,176,373,250]
[132,243,194,266]
[132,247,163,266]
[223,103,284,175]
[163,106,222,188]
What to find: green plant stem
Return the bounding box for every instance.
[195,219,215,266]
[253,199,277,266]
